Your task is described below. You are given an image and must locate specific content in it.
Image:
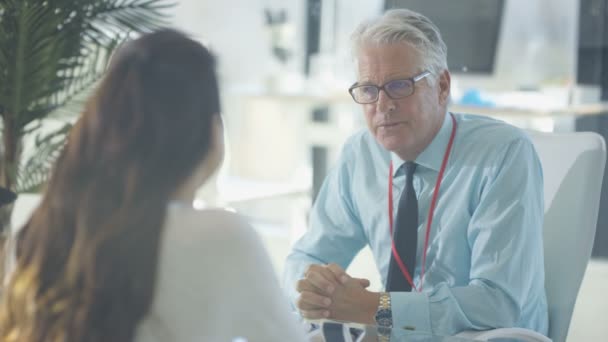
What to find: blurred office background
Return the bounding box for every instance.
[9,0,608,340]
[157,1,608,340]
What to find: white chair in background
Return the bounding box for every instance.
[458,130,606,342]
[10,193,42,233]
[2,193,42,285]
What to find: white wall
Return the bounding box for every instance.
[167,0,305,87]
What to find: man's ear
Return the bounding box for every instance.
[437,69,451,106]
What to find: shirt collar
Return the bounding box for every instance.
[391,111,452,176]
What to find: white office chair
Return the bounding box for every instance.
[458,130,606,342]
[2,193,42,284]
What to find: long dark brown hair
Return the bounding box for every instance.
[0,29,221,342]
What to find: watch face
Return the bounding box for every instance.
[375,308,392,327]
[377,317,392,326]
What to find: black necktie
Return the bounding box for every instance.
[386,161,418,292]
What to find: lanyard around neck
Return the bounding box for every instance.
[388,113,457,292]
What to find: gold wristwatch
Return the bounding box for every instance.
[374,292,392,340]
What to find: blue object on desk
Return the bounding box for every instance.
[459,88,494,107]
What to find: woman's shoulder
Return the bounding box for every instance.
[167,204,252,230]
[162,204,260,252]
[141,205,306,342]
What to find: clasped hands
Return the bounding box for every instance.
[295,263,380,325]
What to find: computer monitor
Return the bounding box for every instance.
[384,0,579,93]
[310,0,578,98]
[385,0,504,74]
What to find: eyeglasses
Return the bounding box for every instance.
[348,70,431,104]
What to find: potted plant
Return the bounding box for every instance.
[0,0,174,274]
[0,0,173,233]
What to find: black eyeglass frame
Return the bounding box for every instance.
[348,70,432,104]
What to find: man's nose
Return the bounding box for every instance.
[376,89,396,114]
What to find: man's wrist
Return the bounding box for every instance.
[359,291,381,325]
[374,292,393,328]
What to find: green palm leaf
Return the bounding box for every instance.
[0,0,174,216]
[15,122,72,193]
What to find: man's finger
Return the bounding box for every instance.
[305,270,336,294]
[319,265,343,284]
[326,263,349,284]
[296,291,332,309]
[354,278,371,288]
[299,308,330,320]
[295,279,316,293]
[305,264,340,287]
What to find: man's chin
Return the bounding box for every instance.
[375,134,402,149]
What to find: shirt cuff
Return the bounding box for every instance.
[390,291,432,333]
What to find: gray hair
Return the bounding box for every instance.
[351,9,448,84]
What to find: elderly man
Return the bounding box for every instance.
[283,9,548,336]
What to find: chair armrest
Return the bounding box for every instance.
[455,328,552,342]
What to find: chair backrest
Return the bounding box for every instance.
[527,130,606,342]
[3,193,42,284]
[10,193,42,234]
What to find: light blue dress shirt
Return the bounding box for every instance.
[283,112,548,336]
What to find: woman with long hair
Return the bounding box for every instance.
[0,29,305,342]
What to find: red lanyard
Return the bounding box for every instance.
[388,113,457,292]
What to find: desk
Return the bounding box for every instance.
[449,103,608,118]
[304,320,478,342]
